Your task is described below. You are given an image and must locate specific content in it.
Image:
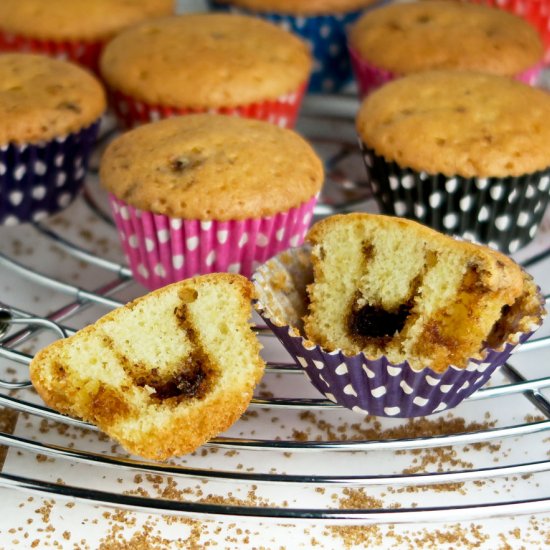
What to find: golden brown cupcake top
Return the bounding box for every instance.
[0,53,106,145]
[0,0,173,41]
[356,71,550,178]
[215,0,379,15]
[100,114,324,220]
[348,1,543,76]
[100,13,312,108]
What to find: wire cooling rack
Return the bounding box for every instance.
[0,95,549,525]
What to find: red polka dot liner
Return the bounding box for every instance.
[252,246,545,418]
[109,84,307,131]
[109,194,317,290]
[0,31,104,75]
[359,143,550,254]
[349,45,543,98]
[0,120,101,226]
[466,0,550,64]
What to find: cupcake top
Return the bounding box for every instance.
[348,1,543,76]
[100,114,324,220]
[100,14,312,108]
[0,0,173,41]
[215,0,380,15]
[0,53,106,145]
[356,70,550,178]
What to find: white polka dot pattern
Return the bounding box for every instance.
[0,121,100,226]
[110,194,318,291]
[360,144,550,253]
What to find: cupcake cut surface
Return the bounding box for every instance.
[0,0,173,41]
[100,114,324,220]
[99,13,312,108]
[0,53,105,144]
[348,1,543,76]
[304,213,540,373]
[356,70,550,178]
[29,274,265,460]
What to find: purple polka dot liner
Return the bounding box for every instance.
[360,143,550,254]
[252,246,545,418]
[0,121,101,226]
[109,195,317,290]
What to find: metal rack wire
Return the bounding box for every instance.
[0,95,549,524]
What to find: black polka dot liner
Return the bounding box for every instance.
[360,143,550,254]
[252,246,545,418]
[0,121,100,226]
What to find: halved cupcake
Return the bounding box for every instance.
[253,213,545,417]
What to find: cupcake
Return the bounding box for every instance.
[208,0,382,93]
[99,13,312,129]
[356,70,550,253]
[348,1,544,97]
[0,53,106,226]
[463,0,550,65]
[99,114,324,290]
[253,213,545,417]
[0,0,173,75]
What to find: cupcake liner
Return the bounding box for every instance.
[0,30,104,74]
[208,0,371,93]
[109,85,307,130]
[109,194,318,290]
[349,46,543,97]
[0,121,101,226]
[253,246,545,418]
[359,143,550,254]
[466,0,550,64]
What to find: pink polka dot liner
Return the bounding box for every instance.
[109,194,318,290]
[109,84,307,130]
[348,45,544,98]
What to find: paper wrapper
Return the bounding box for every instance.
[207,0,368,93]
[0,121,101,226]
[109,195,318,290]
[360,143,550,254]
[109,85,306,131]
[0,30,104,74]
[252,246,545,418]
[466,0,550,64]
[349,46,543,98]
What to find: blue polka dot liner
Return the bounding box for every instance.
[253,246,545,418]
[208,1,372,93]
[0,120,100,226]
[360,143,550,254]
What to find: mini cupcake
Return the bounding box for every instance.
[348,1,544,97]
[99,13,312,130]
[208,0,382,93]
[99,114,324,290]
[356,70,550,253]
[463,0,550,65]
[0,0,173,75]
[253,213,545,417]
[0,53,106,226]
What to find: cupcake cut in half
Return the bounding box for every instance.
[356,70,550,253]
[30,274,265,461]
[253,213,545,417]
[348,1,543,96]
[100,113,324,289]
[0,53,106,225]
[0,0,173,74]
[100,13,312,129]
